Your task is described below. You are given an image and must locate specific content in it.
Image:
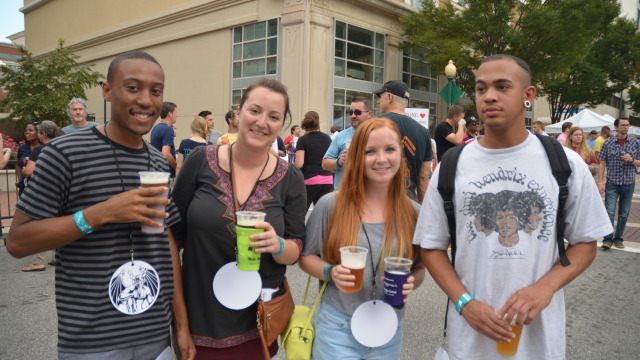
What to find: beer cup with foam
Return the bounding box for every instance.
[138,171,170,233]
[338,246,368,293]
[235,211,267,271]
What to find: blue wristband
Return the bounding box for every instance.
[323,264,335,282]
[73,210,95,235]
[455,293,474,314]
[273,236,285,256]
[335,158,342,168]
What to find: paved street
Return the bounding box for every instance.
[1,178,640,359]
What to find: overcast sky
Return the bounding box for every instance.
[0,0,24,42]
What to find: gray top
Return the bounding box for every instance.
[208,130,223,144]
[303,192,419,316]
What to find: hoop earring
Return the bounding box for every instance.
[524,100,532,108]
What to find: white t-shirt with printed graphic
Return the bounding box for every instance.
[415,133,612,360]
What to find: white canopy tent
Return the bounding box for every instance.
[544,109,613,134]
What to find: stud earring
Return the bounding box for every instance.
[524,100,532,108]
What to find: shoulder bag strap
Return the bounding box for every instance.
[534,134,572,267]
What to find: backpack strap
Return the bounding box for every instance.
[534,134,572,267]
[437,143,467,267]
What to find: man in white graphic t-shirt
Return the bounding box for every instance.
[414,54,612,360]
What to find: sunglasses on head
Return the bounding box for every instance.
[348,110,365,116]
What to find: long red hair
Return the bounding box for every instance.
[323,118,418,264]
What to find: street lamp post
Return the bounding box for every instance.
[439,60,463,110]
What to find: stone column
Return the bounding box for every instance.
[281,0,308,124]
[307,11,333,130]
[385,34,403,81]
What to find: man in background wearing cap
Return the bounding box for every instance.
[375,80,434,203]
[463,117,479,144]
[434,104,466,161]
[587,130,598,149]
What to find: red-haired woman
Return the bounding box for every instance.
[566,126,597,175]
[300,118,425,359]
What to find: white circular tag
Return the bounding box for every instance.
[351,300,398,347]
[212,261,262,310]
[434,347,450,360]
[109,260,160,315]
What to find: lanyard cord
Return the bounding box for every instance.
[228,143,269,212]
[360,222,380,301]
[104,122,151,263]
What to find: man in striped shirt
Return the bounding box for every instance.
[7,51,195,359]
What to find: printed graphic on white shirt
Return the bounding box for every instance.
[460,166,555,260]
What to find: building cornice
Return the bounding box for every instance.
[20,0,52,14]
[32,0,254,61]
[353,0,415,16]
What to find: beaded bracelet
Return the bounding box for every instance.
[73,210,95,235]
[455,293,474,314]
[273,236,285,255]
[323,264,335,282]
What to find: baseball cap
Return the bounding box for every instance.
[466,116,478,126]
[373,80,410,100]
[589,130,598,135]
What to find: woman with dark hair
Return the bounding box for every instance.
[300,118,425,359]
[16,122,41,197]
[294,111,333,211]
[21,120,62,272]
[171,78,306,359]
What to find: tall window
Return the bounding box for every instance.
[402,55,438,94]
[402,51,439,131]
[334,21,385,83]
[232,19,278,79]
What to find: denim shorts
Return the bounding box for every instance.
[312,301,404,360]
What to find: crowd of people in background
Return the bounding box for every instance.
[3,51,635,360]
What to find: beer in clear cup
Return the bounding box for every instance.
[138,171,170,233]
[338,246,367,293]
[496,314,524,357]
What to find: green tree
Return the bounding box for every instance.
[545,18,640,122]
[0,39,102,129]
[401,0,637,123]
[629,86,640,116]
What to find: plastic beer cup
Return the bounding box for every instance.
[345,139,352,149]
[496,315,524,357]
[338,246,367,293]
[383,257,412,307]
[236,211,267,272]
[138,171,170,233]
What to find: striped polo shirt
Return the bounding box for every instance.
[16,127,179,353]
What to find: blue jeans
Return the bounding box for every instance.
[312,301,404,360]
[603,182,635,243]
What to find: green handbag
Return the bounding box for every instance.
[281,276,328,360]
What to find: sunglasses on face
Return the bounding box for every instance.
[349,110,365,116]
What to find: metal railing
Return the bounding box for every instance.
[0,160,19,239]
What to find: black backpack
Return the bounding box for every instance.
[437,134,572,267]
